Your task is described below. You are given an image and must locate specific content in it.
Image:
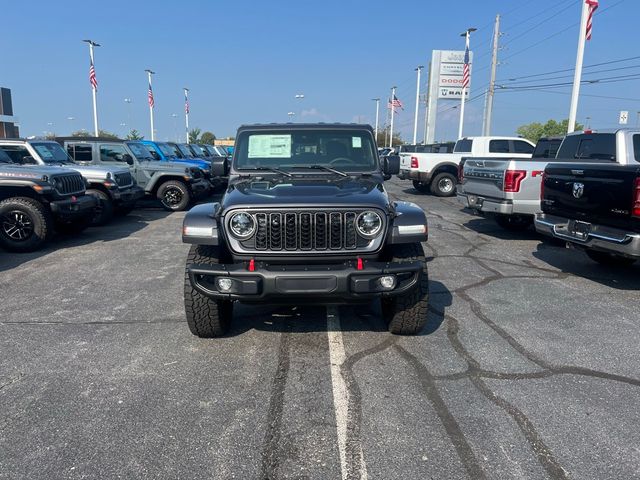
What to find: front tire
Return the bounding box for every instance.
[413,180,430,194]
[157,180,192,211]
[381,243,429,335]
[0,197,52,252]
[585,249,636,267]
[494,214,533,232]
[430,172,457,197]
[86,188,114,226]
[184,245,234,337]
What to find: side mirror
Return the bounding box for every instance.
[22,155,37,165]
[123,154,134,165]
[212,160,226,177]
[383,155,400,175]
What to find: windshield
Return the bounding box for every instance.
[177,144,193,157]
[157,143,176,157]
[235,129,378,172]
[127,142,155,160]
[190,144,205,156]
[31,142,72,163]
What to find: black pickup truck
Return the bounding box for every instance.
[535,129,640,266]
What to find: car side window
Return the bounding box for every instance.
[99,144,128,162]
[513,140,534,154]
[633,135,640,163]
[67,144,93,162]
[0,145,31,163]
[489,140,509,153]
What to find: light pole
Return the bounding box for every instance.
[413,66,424,145]
[372,98,380,143]
[124,98,132,132]
[294,94,304,121]
[120,123,127,137]
[458,28,476,140]
[145,70,155,140]
[389,86,397,148]
[171,113,178,142]
[83,39,100,137]
[585,116,591,129]
[287,112,296,122]
[184,88,190,143]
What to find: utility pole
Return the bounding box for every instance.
[372,98,380,143]
[145,69,155,140]
[83,39,100,137]
[421,94,429,144]
[568,0,596,133]
[483,14,500,136]
[389,86,396,148]
[413,66,424,144]
[184,88,190,143]
[458,28,476,140]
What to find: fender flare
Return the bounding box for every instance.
[387,201,428,244]
[182,202,221,245]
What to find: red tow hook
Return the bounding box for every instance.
[356,258,364,270]
[248,258,256,272]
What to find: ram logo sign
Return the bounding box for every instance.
[572,182,585,199]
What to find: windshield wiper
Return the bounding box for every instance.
[298,165,349,177]
[241,166,293,177]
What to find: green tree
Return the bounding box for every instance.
[71,129,119,139]
[200,131,216,145]
[188,128,202,144]
[126,129,144,140]
[375,127,402,148]
[516,119,583,143]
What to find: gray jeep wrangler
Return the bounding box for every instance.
[0,139,144,225]
[58,138,210,211]
[0,150,97,252]
[182,123,430,337]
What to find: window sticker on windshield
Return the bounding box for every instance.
[248,135,292,158]
[34,146,54,159]
[352,137,362,148]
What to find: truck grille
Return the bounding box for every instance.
[114,171,133,188]
[52,173,85,195]
[229,208,386,254]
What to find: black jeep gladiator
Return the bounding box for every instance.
[181,123,430,337]
[0,150,97,252]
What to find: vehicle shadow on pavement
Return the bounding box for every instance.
[532,243,640,290]
[223,280,452,337]
[463,217,542,241]
[0,210,167,273]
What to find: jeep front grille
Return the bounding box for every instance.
[227,208,386,255]
[52,173,85,195]
[114,171,133,188]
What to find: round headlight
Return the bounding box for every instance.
[356,211,382,238]
[229,212,255,238]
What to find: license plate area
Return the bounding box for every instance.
[567,220,591,240]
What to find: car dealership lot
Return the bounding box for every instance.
[1,180,639,480]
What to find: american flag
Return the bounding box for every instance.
[387,94,403,111]
[185,93,189,114]
[89,60,98,90]
[462,43,470,89]
[148,82,155,108]
[585,0,599,41]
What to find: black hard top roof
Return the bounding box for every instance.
[55,136,125,143]
[237,123,374,133]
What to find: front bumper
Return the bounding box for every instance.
[535,213,640,258]
[49,195,97,219]
[187,258,425,303]
[112,185,145,205]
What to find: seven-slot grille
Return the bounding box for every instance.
[114,171,133,188]
[240,210,378,252]
[52,173,85,195]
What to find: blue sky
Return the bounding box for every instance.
[1,0,637,142]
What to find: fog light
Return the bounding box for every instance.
[379,275,396,290]
[216,277,233,292]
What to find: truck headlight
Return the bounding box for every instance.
[356,211,382,238]
[229,211,255,239]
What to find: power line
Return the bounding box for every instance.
[501,63,640,86]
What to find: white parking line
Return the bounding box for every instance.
[327,306,368,480]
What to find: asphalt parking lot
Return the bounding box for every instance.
[1,178,639,480]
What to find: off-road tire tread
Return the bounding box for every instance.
[0,197,52,252]
[184,245,233,337]
[382,243,429,335]
[87,188,114,226]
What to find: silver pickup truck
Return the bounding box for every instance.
[456,136,565,231]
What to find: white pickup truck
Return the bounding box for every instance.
[457,134,572,231]
[398,136,535,197]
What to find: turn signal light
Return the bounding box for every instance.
[410,156,419,169]
[504,170,526,193]
[632,178,640,218]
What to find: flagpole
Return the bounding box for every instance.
[146,69,155,141]
[458,28,475,140]
[83,40,100,137]
[372,98,380,144]
[184,87,190,143]
[389,86,396,148]
[413,66,423,144]
[568,1,590,134]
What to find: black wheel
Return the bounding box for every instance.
[184,245,234,337]
[0,197,52,252]
[157,180,191,211]
[494,214,533,232]
[86,188,114,226]
[429,172,457,197]
[585,249,636,267]
[55,214,92,235]
[381,243,429,335]
[412,180,430,194]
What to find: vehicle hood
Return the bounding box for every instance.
[222,176,390,211]
[0,164,80,179]
[165,158,210,169]
[65,164,129,178]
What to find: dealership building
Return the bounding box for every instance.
[0,87,19,139]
